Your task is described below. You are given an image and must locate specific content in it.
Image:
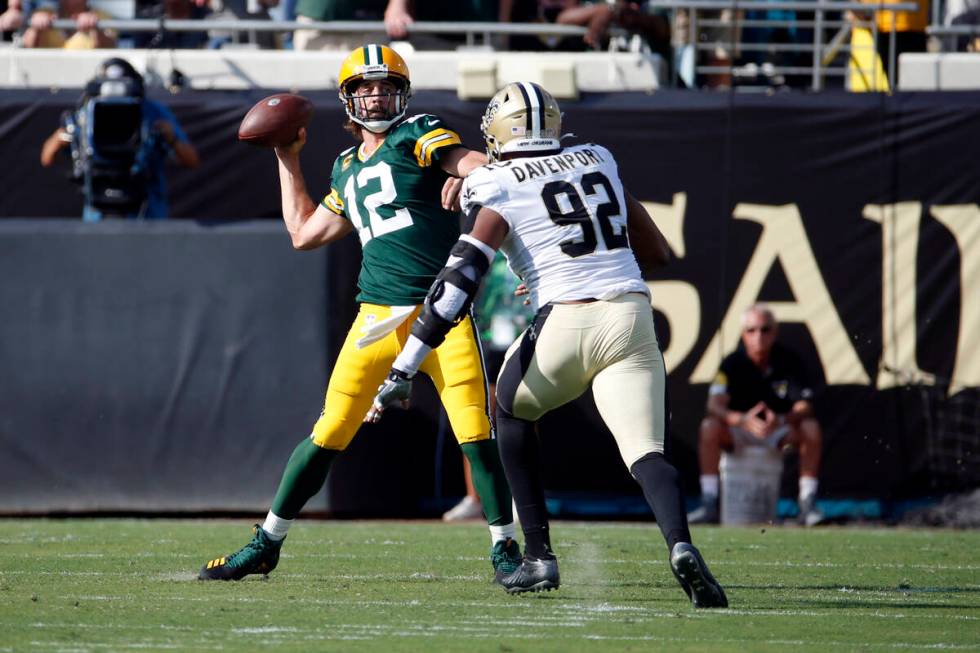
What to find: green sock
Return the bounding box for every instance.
[270,438,339,520]
[460,439,513,526]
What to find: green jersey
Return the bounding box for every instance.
[321,114,464,306]
[294,0,385,21]
[474,253,534,351]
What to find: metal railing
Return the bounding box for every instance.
[928,24,980,35]
[645,0,919,90]
[15,2,923,91]
[924,23,980,57]
[41,19,596,48]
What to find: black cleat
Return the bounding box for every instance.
[490,537,522,584]
[199,525,284,581]
[670,542,728,608]
[499,556,560,594]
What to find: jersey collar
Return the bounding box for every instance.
[357,138,387,162]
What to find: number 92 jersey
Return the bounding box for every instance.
[322,114,463,306]
[460,143,649,311]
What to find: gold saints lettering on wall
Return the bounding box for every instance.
[862,202,929,390]
[689,203,869,386]
[641,193,701,375]
[636,197,979,396]
[929,205,980,395]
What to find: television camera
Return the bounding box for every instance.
[61,59,149,218]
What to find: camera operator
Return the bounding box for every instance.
[41,57,200,221]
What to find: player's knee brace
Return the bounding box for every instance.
[412,236,494,348]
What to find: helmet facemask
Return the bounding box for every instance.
[480,99,504,162]
[337,44,413,134]
[340,75,411,134]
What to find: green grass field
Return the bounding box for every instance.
[0,519,977,652]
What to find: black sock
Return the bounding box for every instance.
[496,407,553,559]
[630,452,691,553]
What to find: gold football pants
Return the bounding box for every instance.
[311,303,491,449]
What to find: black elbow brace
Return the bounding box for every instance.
[411,238,492,348]
[411,305,455,349]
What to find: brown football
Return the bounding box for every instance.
[238,93,314,148]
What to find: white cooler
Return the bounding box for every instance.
[719,446,784,525]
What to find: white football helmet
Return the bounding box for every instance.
[481,82,562,161]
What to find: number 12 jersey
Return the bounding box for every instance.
[321,113,463,306]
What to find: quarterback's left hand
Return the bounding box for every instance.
[441,177,463,211]
[364,369,414,423]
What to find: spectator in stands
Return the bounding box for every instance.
[946,0,980,25]
[552,0,616,49]
[382,0,410,39]
[618,3,670,43]
[131,0,208,49]
[849,0,929,85]
[688,304,825,526]
[40,57,200,221]
[1,0,25,40]
[678,1,807,89]
[738,2,812,88]
[949,5,980,51]
[687,3,739,88]
[508,0,576,50]
[267,0,296,48]
[293,0,512,52]
[21,0,116,48]
[292,0,388,51]
[384,0,513,50]
[510,1,668,55]
[207,0,280,49]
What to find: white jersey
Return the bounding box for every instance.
[460,143,649,311]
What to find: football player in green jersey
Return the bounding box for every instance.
[199,44,521,583]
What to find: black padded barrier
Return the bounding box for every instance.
[1,90,978,514]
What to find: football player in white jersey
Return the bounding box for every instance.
[366,82,727,608]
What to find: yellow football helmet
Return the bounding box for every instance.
[481,82,562,161]
[338,44,412,133]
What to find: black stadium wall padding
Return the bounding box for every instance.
[0,90,978,515]
[0,220,330,512]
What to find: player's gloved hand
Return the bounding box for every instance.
[364,369,414,423]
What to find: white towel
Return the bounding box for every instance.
[355,305,416,349]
